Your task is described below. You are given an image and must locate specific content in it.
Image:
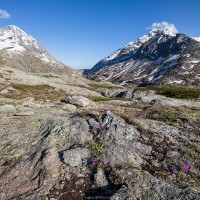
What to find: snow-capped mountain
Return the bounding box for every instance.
[0,25,75,74]
[84,28,200,87]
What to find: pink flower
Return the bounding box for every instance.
[172,169,176,173]
[100,162,102,166]
[196,142,200,146]
[91,157,97,165]
[96,123,101,129]
[104,159,108,164]
[183,162,189,172]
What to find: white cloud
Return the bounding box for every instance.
[148,21,178,36]
[0,9,10,19]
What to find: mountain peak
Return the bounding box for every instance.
[149,26,177,36]
[0,25,76,75]
[0,25,40,53]
[3,25,22,30]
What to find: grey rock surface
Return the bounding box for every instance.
[100,111,151,167]
[63,147,90,167]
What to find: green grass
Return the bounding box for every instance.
[87,83,122,91]
[110,104,200,127]
[145,106,200,124]
[4,70,14,73]
[136,86,200,100]
[0,84,67,101]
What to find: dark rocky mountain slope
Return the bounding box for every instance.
[84,28,200,87]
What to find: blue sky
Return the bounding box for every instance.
[0,0,200,69]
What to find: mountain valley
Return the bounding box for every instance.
[0,25,200,200]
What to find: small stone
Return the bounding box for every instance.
[94,168,109,188]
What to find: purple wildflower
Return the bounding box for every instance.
[196,142,200,146]
[84,144,89,148]
[183,162,189,172]
[91,157,97,165]
[96,123,101,129]
[157,132,162,135]
[164,134,168,137]
[104,159,108,164]
[172,169,176,173]
[100,162,102,166]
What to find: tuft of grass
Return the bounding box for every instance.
[4,70,14,73]
[190,187,200,193]
[0,84,67,101]
[181,144,200,160]
[136,86,200,100]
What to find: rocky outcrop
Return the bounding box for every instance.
[0,103,93,199]
[0,96,200,199]
[101,88,200,107]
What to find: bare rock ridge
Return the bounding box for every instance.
[0,25,76,75]
[84,28,200,87]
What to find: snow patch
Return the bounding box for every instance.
[193,37,200,42]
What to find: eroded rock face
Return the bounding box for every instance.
[0,109,93,200]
